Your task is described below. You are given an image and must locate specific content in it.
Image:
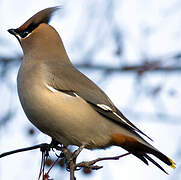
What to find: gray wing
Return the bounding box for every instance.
[45,61,152,141]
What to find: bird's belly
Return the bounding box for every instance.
[18,84,113,148]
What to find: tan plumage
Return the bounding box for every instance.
[8,7,176,173]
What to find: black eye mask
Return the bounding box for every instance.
[15,23,39,38]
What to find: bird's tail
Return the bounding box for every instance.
[146,148,176,173]
[134,149,176,174]
[111,133,176,174]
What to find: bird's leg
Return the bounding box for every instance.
[72,145,85,161]
[50,139,59,147]
[49,139,63,151]
[61,145,85,171]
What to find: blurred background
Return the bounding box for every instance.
[0,0,181,179]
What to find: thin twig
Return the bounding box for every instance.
[38,151,45,180]
[46,156,60,175]
[76,152,131,169]
[0,143,49,158]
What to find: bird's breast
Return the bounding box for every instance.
[17,61,117,148]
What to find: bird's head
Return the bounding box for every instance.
[8,7,59,41]
[8,7,65,59]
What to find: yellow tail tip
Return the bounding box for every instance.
[169,158,176,169]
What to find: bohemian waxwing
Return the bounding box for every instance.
[8,7,176,173]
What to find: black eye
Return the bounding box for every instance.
[20,31,29,38]
[19,30,29,38]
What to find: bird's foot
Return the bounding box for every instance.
[49,139,63,151]
[72,145,85,161]
[61,145,85,171]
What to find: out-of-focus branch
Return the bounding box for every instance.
[0,56,22,64]
[76,63,181,73]
[1,54,181,73]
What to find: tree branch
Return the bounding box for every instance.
[0,143,131,180]
[76,63,181,73]
[76,152,131,169]
[1,55,181,73]
[0,143,50,158]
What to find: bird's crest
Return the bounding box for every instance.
[17,6,59,32]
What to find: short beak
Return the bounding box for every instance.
[8,29,17,36]
[8,28,21,44]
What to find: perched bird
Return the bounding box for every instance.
[8,7,175,173]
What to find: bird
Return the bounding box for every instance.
[8,7,175,174]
